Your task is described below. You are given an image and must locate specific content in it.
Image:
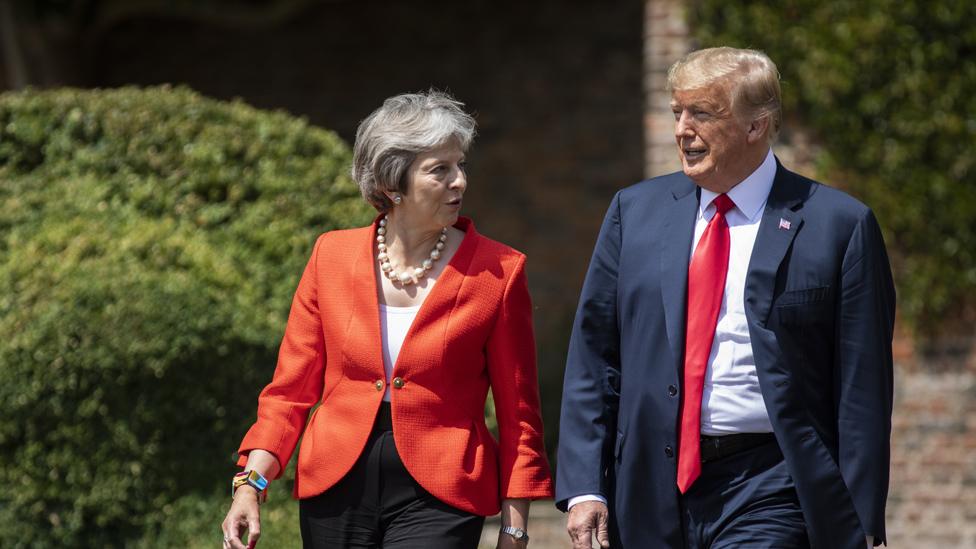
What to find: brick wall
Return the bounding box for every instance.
[888,367,976,547]
[643,0,688,178]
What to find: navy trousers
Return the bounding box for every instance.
[298,403,485,549]
[680,437,809,549]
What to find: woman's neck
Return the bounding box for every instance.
[381,212,446,266]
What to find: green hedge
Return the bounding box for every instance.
[688,0,976,334]
[0,86,372,547]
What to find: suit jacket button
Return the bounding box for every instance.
[392,377,405,389]
[664,445,674,458]
[374,380,384,391]
[668,385,678,397]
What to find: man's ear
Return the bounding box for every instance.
[747,115,770,144]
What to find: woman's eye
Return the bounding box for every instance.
[458,161,467,170]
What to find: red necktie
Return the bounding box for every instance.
[676,193,734,493]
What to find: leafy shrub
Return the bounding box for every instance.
[688,0,976,333]
[0,86,372,547]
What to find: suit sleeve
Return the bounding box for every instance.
[485,253,555,500]
[236,234,327,476]
[555,193,622,511]
[836,209,895,544]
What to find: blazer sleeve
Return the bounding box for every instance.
[835,209,895,544]
[555,192,622,510]
[485,253,554,500]
[236,234,327,476]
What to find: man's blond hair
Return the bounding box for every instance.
[667,47,782,143]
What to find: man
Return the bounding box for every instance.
[556,47,894,549]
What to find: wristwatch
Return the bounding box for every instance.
[501,526,529,543]
[232,470,269,504]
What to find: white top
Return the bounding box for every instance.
[379,303,421,402]
[693,148,776,435]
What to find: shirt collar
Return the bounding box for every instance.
[699,148,776,222]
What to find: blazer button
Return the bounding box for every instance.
[374,380,384,391]
[668,385,678,397]
[392,377,405,389]
[664,445,674,458]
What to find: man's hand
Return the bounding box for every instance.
[567,500,610,549]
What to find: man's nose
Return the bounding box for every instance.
[674,111,694,138]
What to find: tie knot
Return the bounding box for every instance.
[711,194,735,216]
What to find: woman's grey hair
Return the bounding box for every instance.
[352,90,477,212]
[667,47,782,143]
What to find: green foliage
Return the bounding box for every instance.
[0,86,372,547]
[133,462,303,549]
[688,0,976,333]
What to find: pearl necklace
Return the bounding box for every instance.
[376,216,448,286]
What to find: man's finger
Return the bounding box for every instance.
[571,527,593,549]
[596,509,611,548]
[568,514,596,549]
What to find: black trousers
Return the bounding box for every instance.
[298,403,485,549]
[680,436,810,549]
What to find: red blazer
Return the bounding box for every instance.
[237,216,553,515]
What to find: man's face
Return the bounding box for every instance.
[671,83,754,193]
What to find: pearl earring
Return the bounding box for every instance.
[393,195,402,205]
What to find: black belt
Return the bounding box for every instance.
[700,432,776,463]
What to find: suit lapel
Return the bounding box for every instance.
[744,162,805,328]
[659,179,699,375]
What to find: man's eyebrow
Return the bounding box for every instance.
[670,100,715,110]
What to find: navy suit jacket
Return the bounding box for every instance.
[556,162,895,548]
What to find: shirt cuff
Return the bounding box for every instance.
[567,494,608,509]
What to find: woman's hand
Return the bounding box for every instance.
[221,486,262,549]
[222,450,279,548]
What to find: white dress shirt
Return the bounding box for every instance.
[695,148,776,435]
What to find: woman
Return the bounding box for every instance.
[221,91,553,549]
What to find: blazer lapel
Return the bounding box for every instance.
[744,161,805,328]
[659,179,699,376]
[343,218,387,377]
[389,217,478,376]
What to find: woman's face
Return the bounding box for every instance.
[396,140,467,230]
